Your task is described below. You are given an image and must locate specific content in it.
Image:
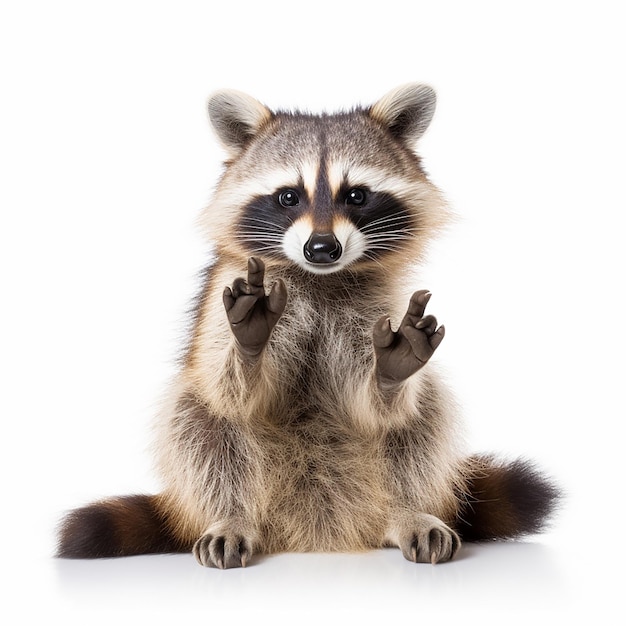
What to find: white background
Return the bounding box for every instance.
[1,1,624,623]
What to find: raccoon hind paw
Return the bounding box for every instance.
[193,531,253,569]
[394,513,461,564]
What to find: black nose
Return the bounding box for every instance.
[303,233,343,264]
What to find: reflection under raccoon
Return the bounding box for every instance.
[58,84,560,568]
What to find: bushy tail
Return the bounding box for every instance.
[57,494,187,559]
[456,455,561,542]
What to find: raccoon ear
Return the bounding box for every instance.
[369,84,437,146]
[208,90,273,156]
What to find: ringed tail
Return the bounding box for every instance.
[57,494,186,558]
[457,455,561,542]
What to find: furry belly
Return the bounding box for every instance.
[258,424,390,552]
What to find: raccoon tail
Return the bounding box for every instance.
[57,494,187,558]
[456,455,561,542]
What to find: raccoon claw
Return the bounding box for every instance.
[374,290,444,386]
[193,532,253,569]
[397,517,460,564]
[223,257,287,360]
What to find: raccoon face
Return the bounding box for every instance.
[205,85,447,274]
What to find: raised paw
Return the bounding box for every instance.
[193,531,253,569]
[373,290,445,386]
[223,257,287,359]
[396,514,461,565]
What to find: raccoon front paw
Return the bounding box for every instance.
[193,531,254,569]
[373,290,445,386]
[396,515,461,564]
[223,257,287,360]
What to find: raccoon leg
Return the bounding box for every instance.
[387,513,461,564]
[222,256,287,361]
[162,392,264,568]
[373,290,445,387]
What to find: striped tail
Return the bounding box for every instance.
[456,455,561,542]
[57,494,187,558]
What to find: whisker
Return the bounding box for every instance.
[361,251,389,272]
[360,214,412,233]
[235,233,285,241]
[362,227,413,238]
[364,230,415,239]
[367,245,405,253]
[235,230,285,237]
[240,216,285,229]
[361,224,412,236]
[238,244,284,254]
[363,224,416,233]
[236,238,284,247]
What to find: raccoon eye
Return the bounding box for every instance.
[278,189,300,208]
[346,188,367,206]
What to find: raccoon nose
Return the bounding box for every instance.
[303,233,343,264]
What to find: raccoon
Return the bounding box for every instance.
[57,84,559,568]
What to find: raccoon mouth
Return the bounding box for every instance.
[303,260,343,274]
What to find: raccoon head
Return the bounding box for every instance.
[203,84,448,275]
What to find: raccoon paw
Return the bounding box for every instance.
[192,531,254,569]
[223,257,287,360]
[396,515,461,564]
[373,290,445,386]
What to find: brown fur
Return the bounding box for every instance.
[456,456,561,542]
[57,85,559,567]
[58,495,186,558]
